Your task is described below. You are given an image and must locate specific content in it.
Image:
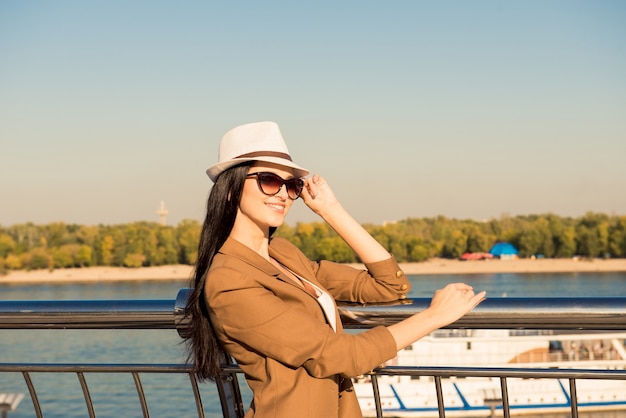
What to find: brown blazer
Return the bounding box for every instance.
[205,237,411,418]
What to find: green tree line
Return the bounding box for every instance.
[0,220,201,272]
[1,212,625,273]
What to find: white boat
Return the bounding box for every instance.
[354,329,626,417]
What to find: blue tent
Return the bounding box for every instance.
[489,242,519,257]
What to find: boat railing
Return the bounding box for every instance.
[0,289,624,418]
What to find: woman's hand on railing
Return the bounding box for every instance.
[428,283,487,328]
[387,283,486,351]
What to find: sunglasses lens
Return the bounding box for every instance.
[285,179,304,199]
[255,173,304,199]
[258,173,283,195]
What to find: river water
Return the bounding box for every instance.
[1,271,625,417]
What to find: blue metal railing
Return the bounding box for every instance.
[0,290,625,418]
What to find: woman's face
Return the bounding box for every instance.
[235,162,300,232]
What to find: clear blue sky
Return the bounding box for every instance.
[1,1,625,227]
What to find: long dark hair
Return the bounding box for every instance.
[184,162,252,381]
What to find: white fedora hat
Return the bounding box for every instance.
[206,121,310,182]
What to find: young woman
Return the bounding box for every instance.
[185,121,485,418]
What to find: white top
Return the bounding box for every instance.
[279,263,338,332]
[299,277,338,332]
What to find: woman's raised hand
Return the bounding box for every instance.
[300,174,340,217]
[298,173,395,264]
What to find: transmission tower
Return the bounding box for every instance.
[156,201,169,225]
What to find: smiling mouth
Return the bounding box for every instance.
[266,202,285,212]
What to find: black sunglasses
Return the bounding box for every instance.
[246,172,305,200]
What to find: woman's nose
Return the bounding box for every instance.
[275,184,289,199]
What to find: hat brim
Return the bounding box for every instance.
[207,156,310,182]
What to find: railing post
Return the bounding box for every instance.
[216,366,244,418]
[175,289,245,417]
[569,378,579,418]
[499,377,510,418]
[434,376,446,418]
[370,374,383,418]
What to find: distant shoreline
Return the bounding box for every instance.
[1,258,625,285]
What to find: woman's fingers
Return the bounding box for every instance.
[471,290,487,308]
[304,175,320,198]
[304,174,325,198]
[430,283,486,326]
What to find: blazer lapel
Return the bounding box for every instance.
[269,238,342,332]
[219,237,310,291]
[268,239,319,286]
[219,237,341,332]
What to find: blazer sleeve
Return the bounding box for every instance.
[315,256,411,303]
[270,237,411,303]
[206,265,398,379]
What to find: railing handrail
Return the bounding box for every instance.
[1,289,626,418]
[337,296,626,330]
[0,288,625,330]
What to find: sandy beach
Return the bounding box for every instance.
[1,258,624,285]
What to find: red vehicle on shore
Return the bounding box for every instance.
[460,252,494,261]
